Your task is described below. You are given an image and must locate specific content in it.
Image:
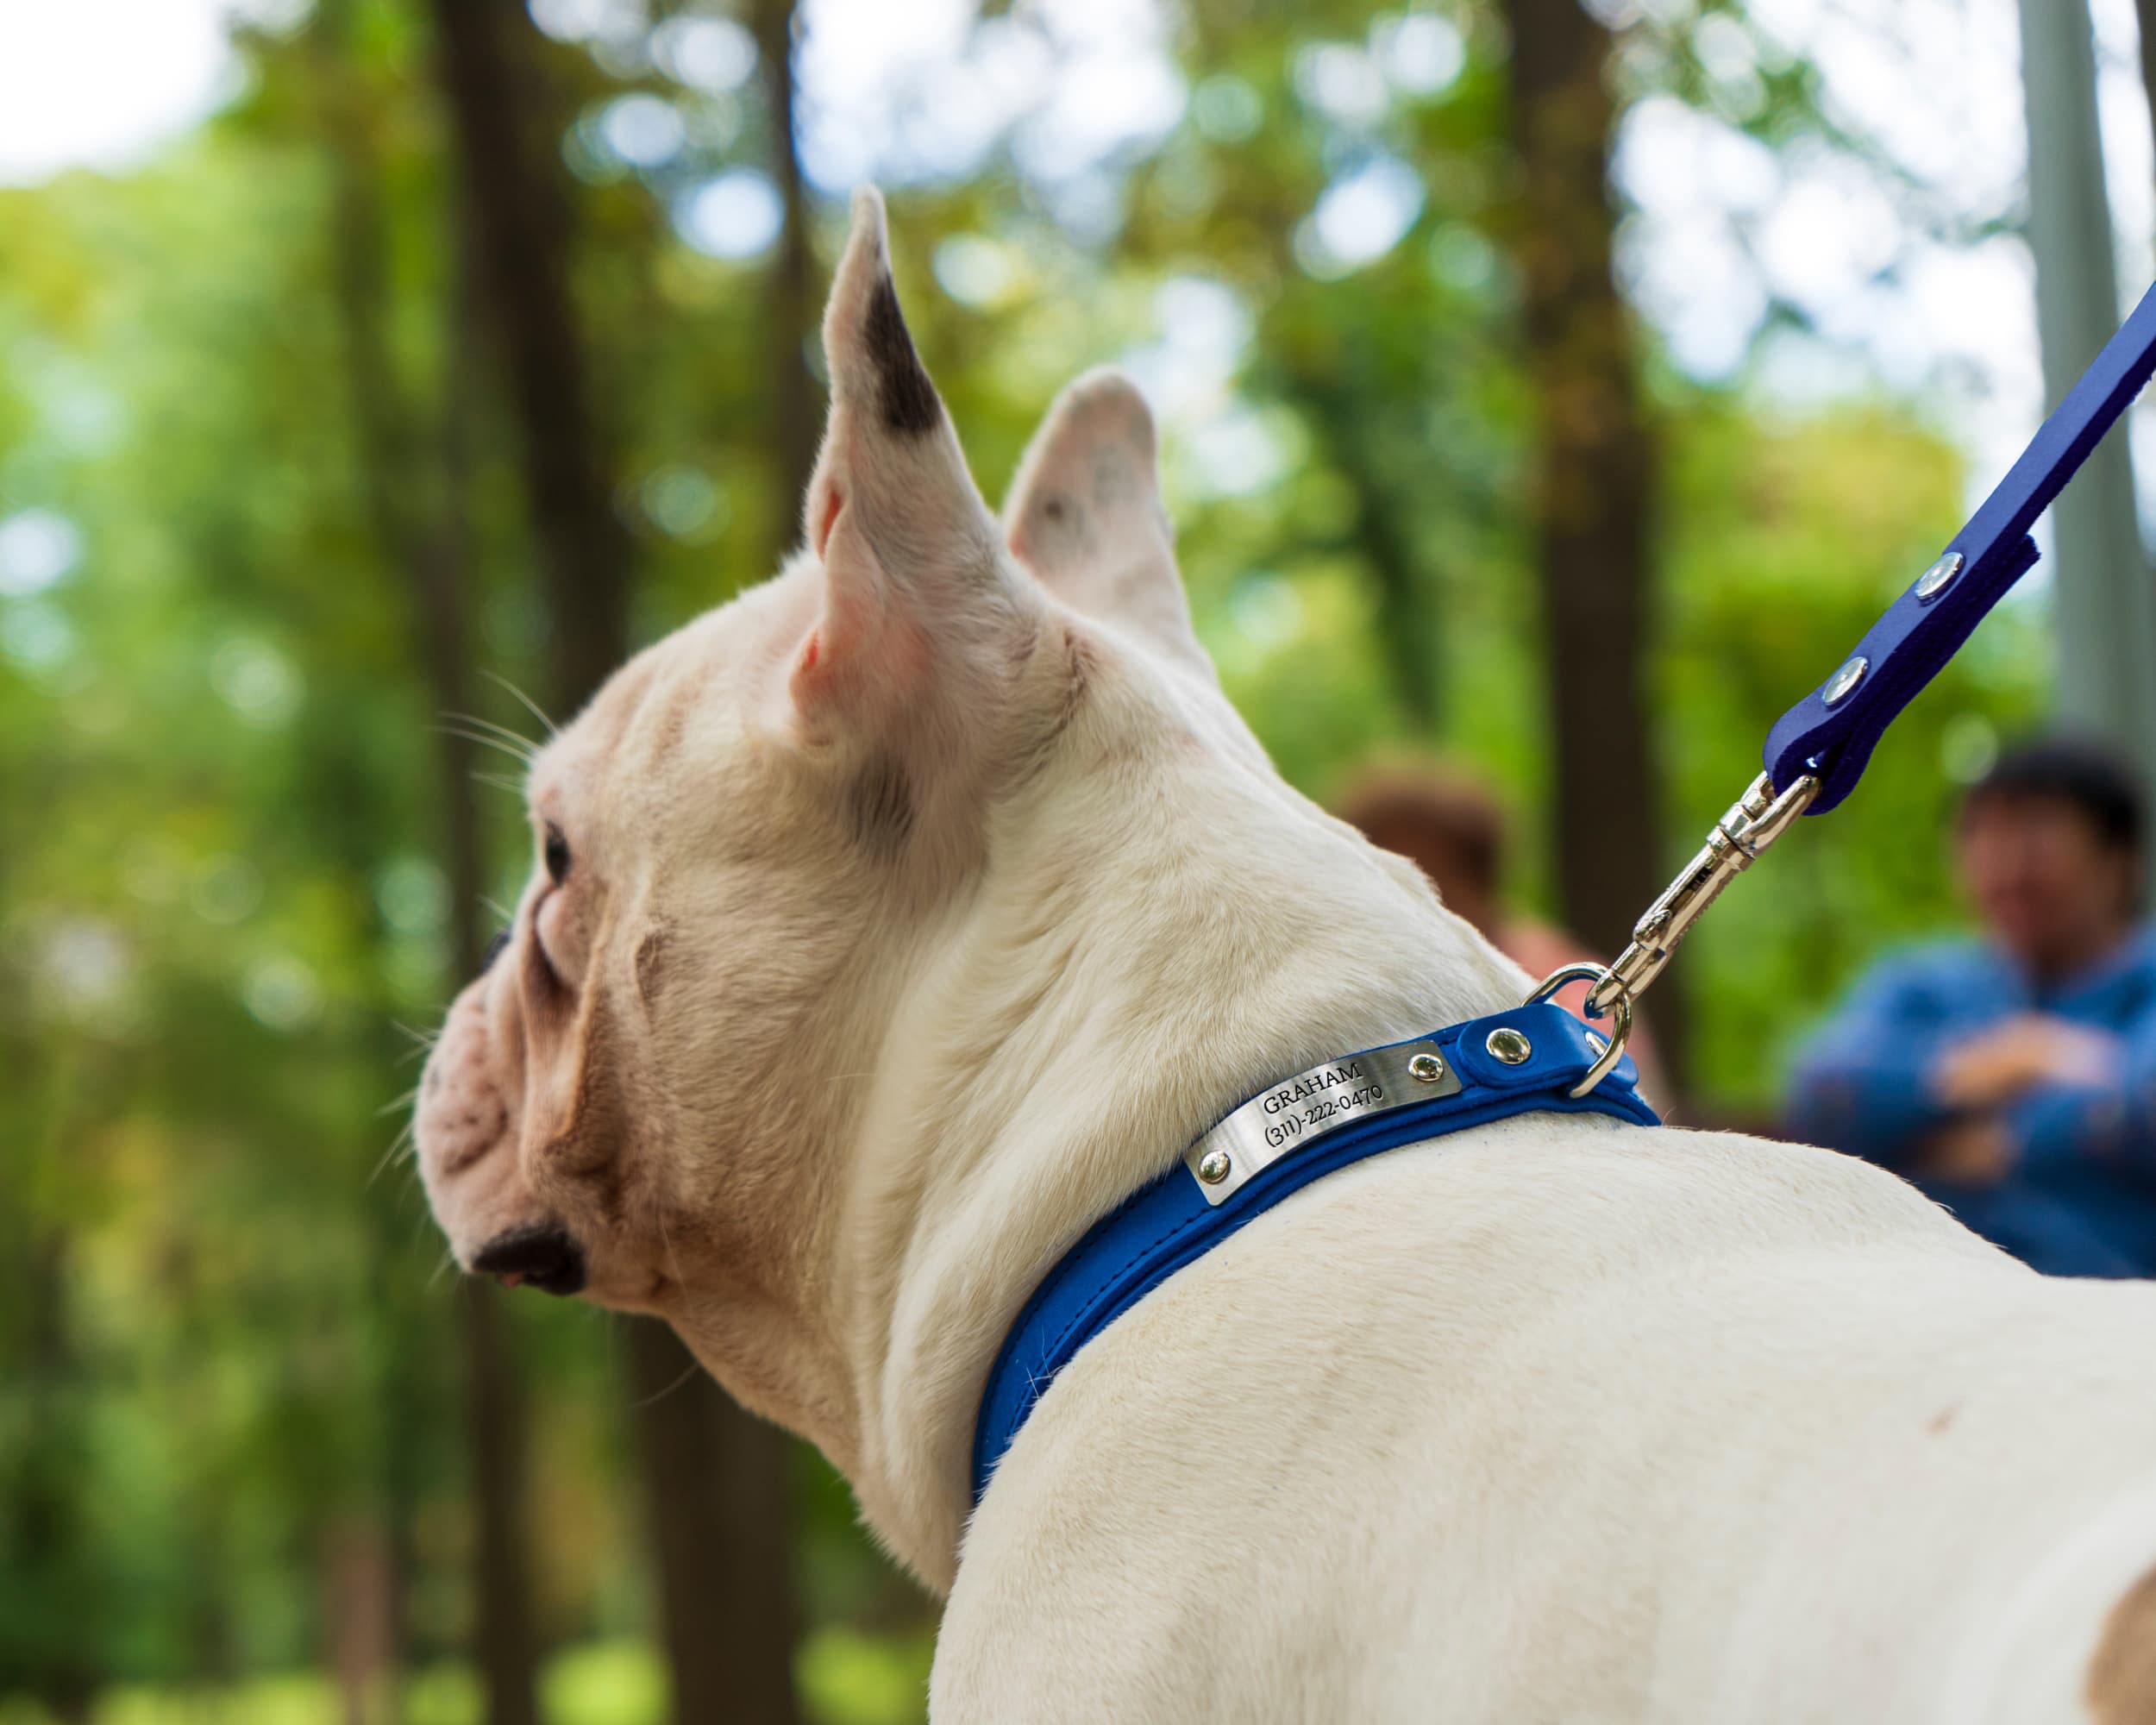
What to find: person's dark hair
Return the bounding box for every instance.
[1332,768,1507,894]
[1964,736,2145,854]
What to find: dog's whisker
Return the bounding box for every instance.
[656,1209,693,1303]
[473,770,526,800]
[436,717,536,754]
[368,1122,417,1189]
[630,1359,705,1409]
[375,1086,420,1119]
[480,670,559,737]
[390,1020,440,1051]
[442,707,538,744]
[436,725,539,768]
[442,710,542,756]
[436,715,539,758]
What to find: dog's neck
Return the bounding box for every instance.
[830,626,1527,1589]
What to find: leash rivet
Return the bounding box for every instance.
[1197,1148,1232,1185]
[1914,551,1963,600]
[1821,655,1868,706]
[1485,1027,1532,1065]
[1584,1032,1607,1055]
[1407,1051,1446,1082]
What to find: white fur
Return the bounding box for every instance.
[416,190,2156,1723]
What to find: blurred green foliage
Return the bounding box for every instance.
[0,1631,932,1725]
[0,0,2048,1718]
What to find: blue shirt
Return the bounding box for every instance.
[1787,929,2156,1277]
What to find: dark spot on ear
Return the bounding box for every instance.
[634,926,667,1007]
[863,273,942,436]
[848,754,916,856]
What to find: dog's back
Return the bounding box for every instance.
[939,1117,2156,1723]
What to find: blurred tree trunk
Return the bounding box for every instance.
[2042,0,2156,900]
[616,10,812,1725]
[754,0,821,524]
[2140,0,2156,168]
[428,0,632,709]
[1293,373,1440,733]
[457,1282,541,1725]
[421,5,610,1716]
[1343,459,1439,736]
[624,1324,805,1724]
[319,4,503,1719]
[19,1232,101,1725]
[1502,0,1680,1085]
[323,1521,400,1725]
[426,3,805,1721]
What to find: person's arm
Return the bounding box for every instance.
[2118,1015,2156,1174]
[2009,1080,2126,1170]
[2011,1012,2156,1175]
[1786,960,1961,1170]
[1944,1018,2131,1173]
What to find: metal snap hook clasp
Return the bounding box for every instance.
[1522,963,1635,1098]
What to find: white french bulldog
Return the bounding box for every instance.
[417,189,2156,1723]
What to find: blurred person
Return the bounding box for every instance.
[1788,737,2156,1277]
[1335,766,1666,1102]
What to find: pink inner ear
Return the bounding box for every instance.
[813,485,844,557]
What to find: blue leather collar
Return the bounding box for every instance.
[969,1000,1658,1507]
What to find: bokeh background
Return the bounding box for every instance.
[5,0,2154,1719]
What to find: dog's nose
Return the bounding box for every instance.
[471,1224,586,1296]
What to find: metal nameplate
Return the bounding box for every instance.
[1183,1038,1463,1206]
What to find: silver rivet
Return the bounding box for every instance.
[1822,656,1868,706]
[1197,1148,1232,1184]
[1407,1051,1446,1082]
[1914,552,1962,600]
[1486,1027,1532,1065]
[1584,1032,1608,1055]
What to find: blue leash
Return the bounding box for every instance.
[969,279,2156,1513]
[1766,279,2156,817]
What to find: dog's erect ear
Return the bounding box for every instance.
[1001,369,1213,681]
[793,189,1019,718]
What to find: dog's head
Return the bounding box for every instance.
[415,189,1232,1449]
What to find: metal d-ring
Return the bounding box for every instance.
[1523,963,1635,1099]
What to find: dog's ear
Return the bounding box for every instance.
[1001,369,1213,681]
[792,189,1024,720]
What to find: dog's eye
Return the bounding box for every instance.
[543,824,571,887]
